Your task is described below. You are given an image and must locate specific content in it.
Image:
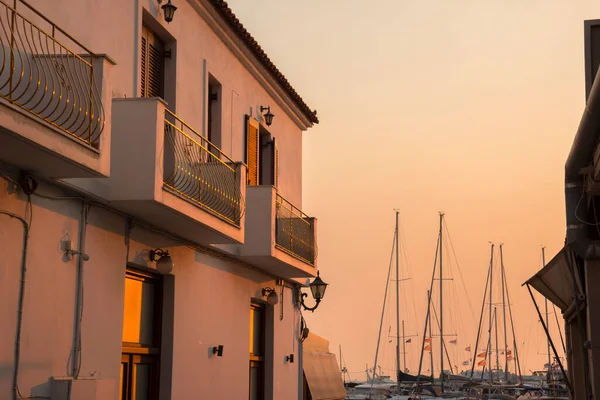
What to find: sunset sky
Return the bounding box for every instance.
[226,0,600,379]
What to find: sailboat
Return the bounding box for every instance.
[357,212,431,400]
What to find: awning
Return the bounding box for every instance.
[303,350,346,400]
[524,248,574,311]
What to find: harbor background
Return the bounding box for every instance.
[227,0,600,380]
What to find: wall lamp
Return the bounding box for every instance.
[262,287,279,306]
[213,345,224,357]
[300,271,328,312]
[149,248,174,274]
[285,354,294,363]
[157,0,177,23]
[64,240,90,262]
[260,106,274,126]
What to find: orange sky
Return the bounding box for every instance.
[226,0,600,379]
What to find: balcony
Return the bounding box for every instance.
[0,0,112,178]
[226,186,317,279]
[275,194,317,265]
[66,98,245,245]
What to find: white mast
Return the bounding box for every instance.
[439,212,445,392]
[395,211,401,382]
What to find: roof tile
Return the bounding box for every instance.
[208,0,319,124]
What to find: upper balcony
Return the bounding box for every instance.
[227,185,317,279]
[0,0,112,178]
[67,97,245,245]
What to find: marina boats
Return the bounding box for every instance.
[347,213,567,400]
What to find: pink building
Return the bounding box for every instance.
[0,0,328,399]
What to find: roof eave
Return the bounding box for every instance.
[193,0,318,129]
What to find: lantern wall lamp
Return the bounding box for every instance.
[261,287,279,306]
[299,271,328,312]
[260,106,274,126]
[157,0,177,23]
[149,248,174,274]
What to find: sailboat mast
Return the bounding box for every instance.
[494,307,500,374]
[470,243,494,381]
[428,290,434,382]
[402,320,406,374]
[395,211,401,382]
[500,244,509,382]
[340,345,343,381]
[542,246,551,372]
[488,242,494,383]
[439,212,444,392]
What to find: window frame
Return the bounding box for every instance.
[121,269,163,400]
[249,302,266,400]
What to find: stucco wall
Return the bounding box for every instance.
[24,0,305,207]
[0,177,302,399]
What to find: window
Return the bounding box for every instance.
[245,116,260,186]
[249,303,265,400]
[120,270,162,400]
[207,75,222,153]
[259,130,279,188]
[141,25,165,98]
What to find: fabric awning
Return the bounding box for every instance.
[303,350,346,400]
[524,248,574,311]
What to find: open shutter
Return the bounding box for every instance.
[246,116,260,186]
[140,35,146,96]
[141,26,164,98]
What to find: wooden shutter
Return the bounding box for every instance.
[141,26,164,98]
[246,116,260,186]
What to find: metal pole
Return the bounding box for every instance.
[402,320,406,374]
[525,284,573,395]
[439,212,444,393]
[500,244,509,382]
[542,247,551,374]
[488,242,494,384]
[470,243,493,381]
[429,297,434,383]
[494,306,500,374]
[339,345,343,382]
[502,258,522,382]
[417,236,439,387]
[371,231,396,386]
[417,289,434,387]
[395,211,401,383]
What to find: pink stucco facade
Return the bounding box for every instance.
[0,0,319,399]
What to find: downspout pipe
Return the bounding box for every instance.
[566,68,600,259]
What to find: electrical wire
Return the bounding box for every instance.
[371,230,397,385]
[0,210,49,400]
[574,189,600,226]
[4,172,303,397]
[443,220,477,324]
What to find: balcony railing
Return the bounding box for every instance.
[163,109,244,226]
[275,194,316,265]
[0,0,104,146]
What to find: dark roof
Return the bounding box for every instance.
[207,0,319,125]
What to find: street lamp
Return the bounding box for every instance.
[300,271,328,312]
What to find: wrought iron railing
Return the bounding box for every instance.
[0,0,104,146]
[275,194,316,265]
[163,109,244,226]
